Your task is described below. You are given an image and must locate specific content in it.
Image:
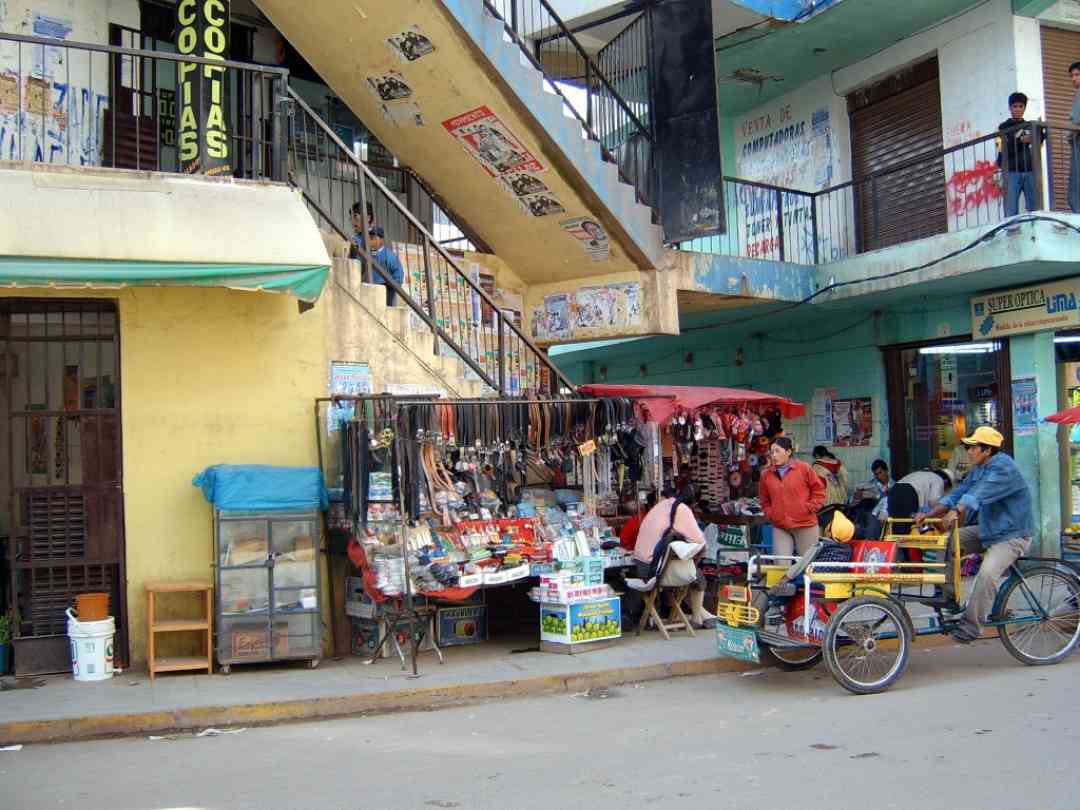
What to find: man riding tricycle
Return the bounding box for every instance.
[715,426,1080,694]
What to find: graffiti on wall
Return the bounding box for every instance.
[946,160,1002,217]
[736,104,836,260]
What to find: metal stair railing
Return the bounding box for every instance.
[484,0,656,214]
[285,87,575,398]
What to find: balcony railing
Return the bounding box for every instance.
[0,32,287,179]
[685,123,1079,264]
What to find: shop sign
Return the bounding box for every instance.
[176,0,231,175]
[971,277,1080,338]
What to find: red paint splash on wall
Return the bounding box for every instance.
[947,160,1002,216]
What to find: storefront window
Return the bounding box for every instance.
[1055,333,1080,530]
[885,339,1009,478]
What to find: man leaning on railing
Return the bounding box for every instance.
[996,92,1045,217]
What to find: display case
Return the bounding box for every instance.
[214,510,321,672]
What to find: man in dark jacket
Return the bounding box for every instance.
[997,92,1046,217]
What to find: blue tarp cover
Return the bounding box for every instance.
[193,465,329,512]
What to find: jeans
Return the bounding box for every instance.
[955,526,1031,639]
[1004,171,1036,217]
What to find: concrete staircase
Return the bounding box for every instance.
[325,257,511,398]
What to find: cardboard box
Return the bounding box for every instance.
[436,605,488,646]
[540,597,621,645]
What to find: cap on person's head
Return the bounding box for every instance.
[1008,91,1028,106]
[368,226,385,239]
[773,436,794,452]
[830,510,855,543]
[961,426,1004,448]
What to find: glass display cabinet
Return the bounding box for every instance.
[214,511,321,672]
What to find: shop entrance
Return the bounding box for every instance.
[2,301,126,675]
[883,338,1012,478]
[1055,333,1080,539]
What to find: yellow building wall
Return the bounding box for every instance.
[0,285,325,669]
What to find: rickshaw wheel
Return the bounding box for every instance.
[751,593,823,671]
[996,566,1080,666]
[823,595,911,695]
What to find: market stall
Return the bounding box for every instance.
[315,395,645,671]
[579,384,806,517]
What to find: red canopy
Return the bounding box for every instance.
[1045,405,1080,425]
[577,383,806,425]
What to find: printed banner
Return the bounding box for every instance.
[176,0,231,176]
[328,361,372,434]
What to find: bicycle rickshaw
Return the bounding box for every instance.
[715,517,1080,694]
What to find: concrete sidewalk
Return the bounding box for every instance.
[0,633,748,745]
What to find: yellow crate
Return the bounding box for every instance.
[717,601,760,628]
[824,582,854,600]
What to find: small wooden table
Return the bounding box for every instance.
[145,580,213,680]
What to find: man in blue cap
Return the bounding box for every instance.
[367,226,405,307]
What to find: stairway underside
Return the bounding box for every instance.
[257,0,662,285]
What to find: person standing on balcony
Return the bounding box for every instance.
[996,92,1045,217]
[1069,62,1080,213]
[367,227,405,307]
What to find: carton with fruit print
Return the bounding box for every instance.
[540,597,621,649]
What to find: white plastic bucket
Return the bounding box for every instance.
[66,608,115,682]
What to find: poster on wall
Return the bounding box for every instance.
[571,283,641,331]
[328,362,373,434]
[812,387,835,444]
[1012,377,1038,436]
[366,71,414,102]
[386,26,436,63]
[441,106,544,177]
[560,217,610,261]
[542,294,571,340]
[832,397,873,447]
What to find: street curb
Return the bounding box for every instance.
[0,634,976,745]
[0,655,755,745]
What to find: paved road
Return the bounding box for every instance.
[3,639,1079,810]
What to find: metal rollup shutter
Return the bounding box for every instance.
[1040,26,1080,211]
[849,58,947,252]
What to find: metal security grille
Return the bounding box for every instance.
[1040,26,1080,211]
[3,300,126,673]
[849,58,947,251]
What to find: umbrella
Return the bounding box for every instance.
[1045,405,1080,425]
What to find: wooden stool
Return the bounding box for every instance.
[635,584,695,641]
[145,580,213,680]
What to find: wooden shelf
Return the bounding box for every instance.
[146,581,213,680]
[152,620,210,633]
[151,656,211,673]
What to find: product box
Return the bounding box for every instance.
[436,605,488,646]
[458,572,483,588]
[540,597,621,647]
[349,617,388,658]
[537,584,609,604]
[344,576,365,601]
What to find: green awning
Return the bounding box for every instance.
[0,258,330,303]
